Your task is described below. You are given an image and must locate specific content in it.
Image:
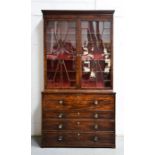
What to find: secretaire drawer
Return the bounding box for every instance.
[43,99,114,110]
[43,94,114,102]
[43,94,76,101]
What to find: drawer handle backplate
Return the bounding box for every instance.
[58,136,63,141]
[94,113,99,118]
[59,100,63,105]
[58,124,63,129]
[58,113,63,118]
[94,100,98,105]
[94,136,99,142]
[94,124,99,130]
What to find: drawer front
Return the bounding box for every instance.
[43,94,114,110]
[43,99,114,110]
[43,94,114,102]
[42,92,115,147]
[43,119,115,131]
[42,131,115,147]
[43,94,76,101]
[43,110,114,119]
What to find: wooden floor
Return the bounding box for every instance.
[31,136,124,155]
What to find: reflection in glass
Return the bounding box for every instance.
[46,21,76,88]
[81,21,112,88]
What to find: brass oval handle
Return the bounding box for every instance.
[94,100,98,105]
[94,136,99,142]
[58,136,63,141]
[77,133,80,136]
[94,113,99,118]
[94,124,98,130]
[58,113,63,118]
[58,124,63,129]
[77,112,80,116]
[77,121,80,125]
[59,100,63,105]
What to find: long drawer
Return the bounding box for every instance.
[42,119,115,131]
[43,110,115,119]
[42,131,115,147]
[43,99,114,110]
[43,94,114,101]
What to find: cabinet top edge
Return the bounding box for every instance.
[41,10,115,15]
[42,89,115,94]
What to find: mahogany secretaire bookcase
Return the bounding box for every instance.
[41,10,116,148]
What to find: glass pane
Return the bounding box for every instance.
[46,21,76,88]
[81,21,112,88]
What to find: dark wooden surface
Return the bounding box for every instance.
[42,10,115,15]
[42,131,115,148]
[43,119,115,131]
[42,89,115,93]
[41,10,115,148]
[43,110,115,119]
[42,131,115,147]
[42,92,115,148]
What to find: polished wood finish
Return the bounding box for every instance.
[42,10,115,15]
[41,10,115,148]
[43,99,114,111]
[42,92,115,147]
[43,110,115,119]
[42,131,115,147]
[43,119,114,131]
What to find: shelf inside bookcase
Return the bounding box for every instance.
[82,53,105,61]
[47,81,76,88]
[47,54,76,60]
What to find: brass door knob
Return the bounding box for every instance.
[58,113,63,118]
[58,136,63,141]
[94,100,98,105]
[94,113,99,118]
[94,136,99,142]
[58,124,63,129]
[59,100,63,105]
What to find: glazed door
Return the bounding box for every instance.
[45,20,77,88]
[80,20,113,89]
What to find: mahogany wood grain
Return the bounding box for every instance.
[42,131,115,148]
[43,110,114,119]
[43,93,114,101]
[43,100,114,111]
[42,119,115,131]
[41,10,115,148]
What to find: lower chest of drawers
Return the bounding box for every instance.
[42,92,115,148]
